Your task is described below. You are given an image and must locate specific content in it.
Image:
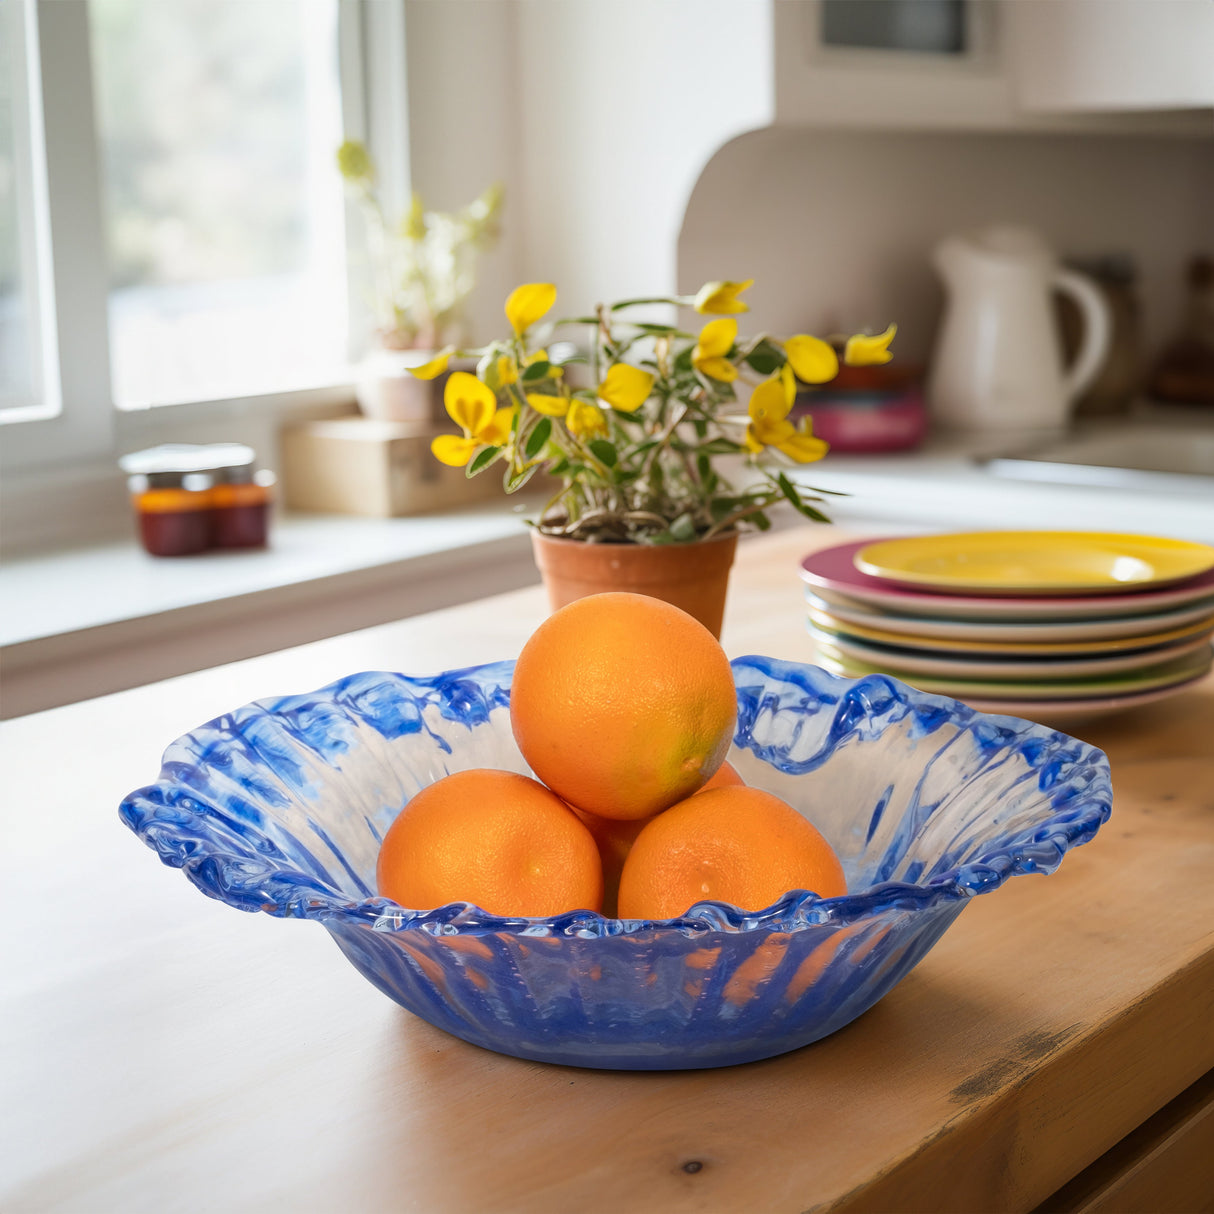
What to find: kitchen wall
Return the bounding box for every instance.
[403,0,774,333]
[678,127,1214,366]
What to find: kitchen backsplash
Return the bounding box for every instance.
[678,127,1213,366]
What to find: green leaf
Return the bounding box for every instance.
[477,347,498,388]
[744,339,784,376]
[696,437,744,455]
[547,457,570,476]
[626,322,694,338]
[524,417,552,459]
[776,472,835,520]
[588,439,618,467]
[796,501,831,523]
[670,513,696,542]
[673,346,694,374]
[521,360,551,382]
[752,511,772,531]
[467,445,502,476]
[505,463,540,493]
[776,471,801,507]
[609,295,679,311]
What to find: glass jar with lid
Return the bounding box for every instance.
[204,444,275,549]
[119,445,219,557]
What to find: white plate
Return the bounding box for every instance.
[962,675,1212,726]
[808,625,1214,681]
[805,590,1214,644]
[815,646,1211,702]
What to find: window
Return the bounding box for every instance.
[0,0,58,421]
[90,0,349,409]
[1,0,380,476]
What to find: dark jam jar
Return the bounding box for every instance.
[125,470,215,556]
[120,445,224,557]
[208,445,274,548]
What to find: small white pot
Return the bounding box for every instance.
[355,348,439,423]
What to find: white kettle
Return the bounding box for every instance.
[927,226,1111,436]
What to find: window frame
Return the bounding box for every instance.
[1,0,397,480]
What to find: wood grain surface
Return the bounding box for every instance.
[2,526,1212,1214]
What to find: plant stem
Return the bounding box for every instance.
[703,495,777,539]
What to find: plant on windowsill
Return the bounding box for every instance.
[412,279,896,636]
[336,139,502,423]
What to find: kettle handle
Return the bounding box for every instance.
[1052,268,1112,403]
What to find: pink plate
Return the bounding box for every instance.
[800,540,1214,623]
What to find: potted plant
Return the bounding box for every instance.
[414,279,895,635]
[336,139,502,422]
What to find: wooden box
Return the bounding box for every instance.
[280,417,502,517]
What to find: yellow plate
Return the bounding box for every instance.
[854,532,1214,595]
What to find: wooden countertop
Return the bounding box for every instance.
[2,526,1212,1214]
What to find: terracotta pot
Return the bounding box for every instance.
[530,531,739,638]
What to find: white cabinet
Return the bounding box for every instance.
[1005,0,1214,112]
[772,0,1213,132]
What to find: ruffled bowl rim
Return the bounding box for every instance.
[120,655,1112,939]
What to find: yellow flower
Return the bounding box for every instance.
[566,400,608,440]
[597,363,654,412]
[335,139,373,185]
[478,406,514,446]
[496,355,518,387]
[431,372,513,466]
[784,334,838,385]
[524,348,563,379]
[525,391,569,417]
[692,318,738,382]
[505,283,557,336]
[744,377,828,465]
[844,324,897,367]
[408,348,454,380]
[403,192,426,241]
[780,360,797,405]
[693,279,753,315]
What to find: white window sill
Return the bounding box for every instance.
[0,503,541,718]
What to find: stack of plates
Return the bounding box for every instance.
[799,531,1214,722]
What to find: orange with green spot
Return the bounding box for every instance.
[510,593,737,822]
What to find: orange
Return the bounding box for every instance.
[571,763,745,915]
[376,769,602,917]
[567,804,655,918]
[699,759,744,793]
[510,592,737,821]
[616,785,846,920]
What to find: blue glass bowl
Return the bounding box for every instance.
[120,657,1111,1070]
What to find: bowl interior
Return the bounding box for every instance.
[127,656,1111,929]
